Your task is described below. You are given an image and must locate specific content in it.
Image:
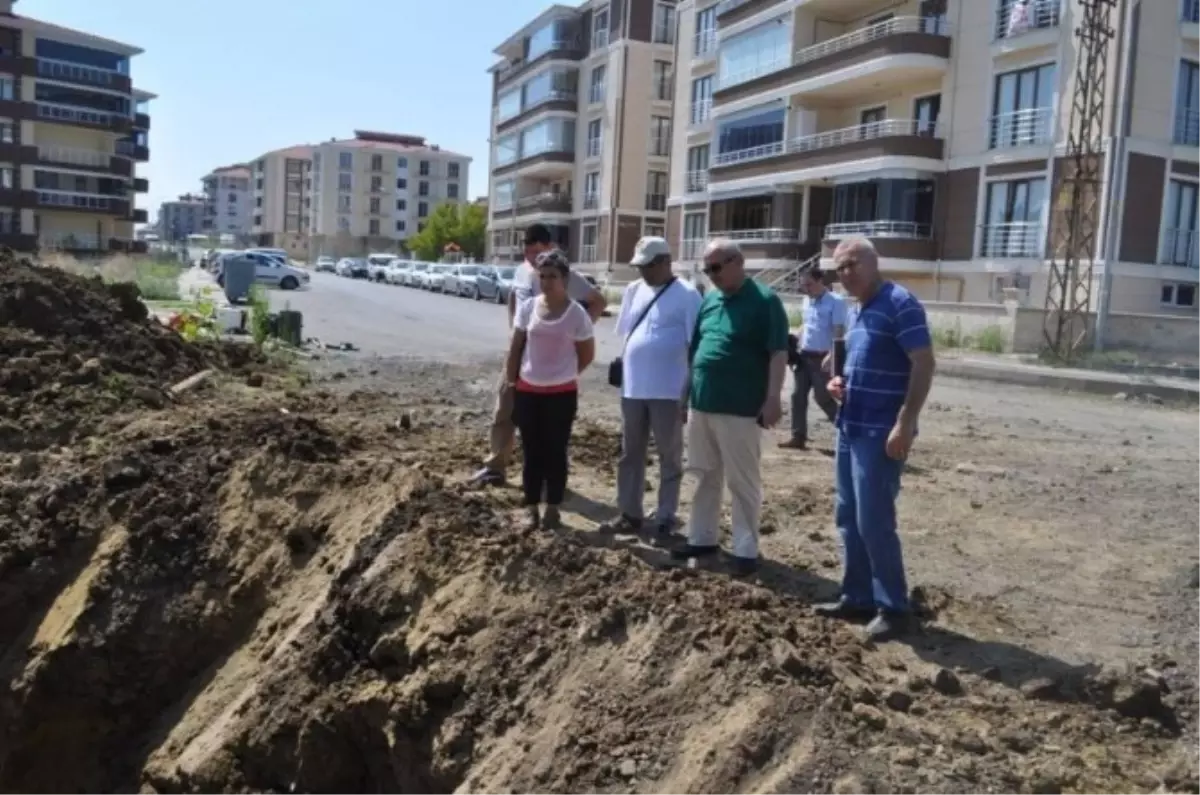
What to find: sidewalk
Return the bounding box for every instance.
[177,267,228,308]
[937,352,1199,403]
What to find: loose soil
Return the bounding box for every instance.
[0,257,1197,794]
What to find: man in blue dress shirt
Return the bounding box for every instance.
[816,237,936,641]
[780,265,846,450]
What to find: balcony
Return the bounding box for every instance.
[40,233,104,251]
[0,51,37,78]
[496,90,578,133]
[646,193,667,212]
[689,99,712,129]
[1160,228,1199,269]
[492,146,575,178]
[714,16,950,105]
[496,38,585,87]
[715,0,783,27]
[131,208,149,223]
[581,243,598,262]
[979,222,1045,259]
[37,190,130,215]
[135,112,150,130]
[989,107,1054,150]
[822,221,936,261]
[37,145,121,172]
[707,227,805,263]
[710,119,944,185]
[1186,0,1200,23]
[693,30,717,62]
[134,177,149,193]
[514,192,573,215]
[37,102,132,132]
[582,193,600,210]
[37,57,131,92]
[1175,109,1199,147]
[591,28,610,52]
[685,170,709,194]
[0,140,37,163]
[994,0,1061,47]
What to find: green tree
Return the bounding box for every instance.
[407,201,487,261]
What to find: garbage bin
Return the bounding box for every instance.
[223,255,256,304]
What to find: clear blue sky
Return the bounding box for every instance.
[31,0,555,212]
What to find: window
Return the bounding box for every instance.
[581,222,599,262]
[981,177,1047,257]
[370,175,382,192]
[586,119,603,158]
[419,160,430,176]
[830,179,935,237]
[694,5,717,57]
[995,0,1061,40]
[338,216,350,232]
[582,171,601,209]
[1176,60,1199,146]
[447,183,459,199]
[396,198,407,211]
[653,3,676,43]
[370,154,383,171]
[369,197,381,214]
[419,180,429,197]
[0,77,13,101]
[338,152,352,170]
[496,133,519,166]
[592,6,610,50]
[528,18,572,61]
[690,75,713,125]
[337,194,351,212]
[643,221,665,239]
[914,94,942,136]
[337,172,352,191]
[396,219,407,233]
[686,144,709,192]
[990,63,1056,148]
[369,218,380,235]
[653,60,672,101]
[418,201,428,217]
[448,162,460,179]
[520,117,576,156]
[397,177,407,190]
[649,116,671,156]
[1161,179,1199,268]
[589,65,606,104]
[682,212,708,258]
[716,105,785,157]
[0,122,12,143]
[1161,283,1197,307]
[718,21,790,89]
[495,180,515,209]
[398,157,408,169]
[646,171,668,210]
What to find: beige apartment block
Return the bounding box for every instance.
[0,0,151,255]
[308,131,471,258]
[667,0,1199,316]
[248,144,312,259]
[201,163,252,240]
[486,0,679,274]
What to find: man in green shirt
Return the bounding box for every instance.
[672,238,790,576]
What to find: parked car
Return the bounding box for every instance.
[216,251,310,290]
[425,264,452,292]
[492,265,518,304]
[367,253,397,282]
[336,257,369,278]
[385,261,411,285]
[406,261,431,288]
[441,264,467,296]
[453,265,491,299]
[314,256,336,272]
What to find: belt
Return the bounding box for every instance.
[800,350,828,357]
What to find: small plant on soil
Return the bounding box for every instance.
[248,284,271,347]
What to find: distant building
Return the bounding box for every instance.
[201,164,252,240]
[158,193,206,242]
[245,144,314,258]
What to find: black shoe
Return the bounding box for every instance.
[728,556,759,577]
[865,610,912,642]
[813,598,876,622]
[778,438,807,450]
[669,544,719,561]
[542,505,562,530]
[470,467,505,487]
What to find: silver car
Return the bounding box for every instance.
[425,264,452,292]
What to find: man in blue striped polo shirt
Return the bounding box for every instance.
[816,237,936,642]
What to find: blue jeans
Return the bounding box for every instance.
[834,429,909,613]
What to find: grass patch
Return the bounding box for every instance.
[44,252,182,301]
[932,324,1009,354]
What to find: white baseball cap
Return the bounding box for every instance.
[630,236,670,266]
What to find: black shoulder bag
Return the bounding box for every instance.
[608,279,676,389]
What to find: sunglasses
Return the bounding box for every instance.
[701,256,732,277]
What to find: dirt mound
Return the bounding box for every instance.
[0,392,1194,794]
[0,251,252,451]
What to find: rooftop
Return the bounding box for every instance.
[319,130,470,160]
[491,3,579,58]
[7,9,144,57]
[206,163,251,177]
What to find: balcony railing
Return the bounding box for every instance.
[1160,228,1199,268]
[516,192,573,213]
[37,102,119,127]
[582,193,600,210]
[115,140,137,157]
[519,142,575,160]
[681,238,707,260]
[718,16,946,91]
[686,170,709,193]
[653,23,674,45]
[36,58,119,87]
[1185,0,1200,23]
[496,39,582,81]
[37,190,118,210]
[586,138,602,158]
[38,146,112,168]
[712,118,939,167]
[646,193,667,211]
[690,99,712,127]
[708,228,800,243]
[40,233,102,250]
[592,28,610,51]
[989,107,1054,149]
[693,30,717,60]
[527,89,577,112]
[995,0,1062,41]
[581,243,598,262]
[825,221,932,239]
[1175,108,1199,146]
[980,222,1044,258]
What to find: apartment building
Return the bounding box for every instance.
[486,0,679,272]
[247,144,312,258]
[666,0,1199,315]
[158,193,204,241]
[309,130,471,257]
[0,0,151,254]
[201,163,252,240]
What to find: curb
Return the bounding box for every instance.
[938,359,1200,404]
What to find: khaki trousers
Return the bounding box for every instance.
[685,410,764,559]
[484,376,516,472]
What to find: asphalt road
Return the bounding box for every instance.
[270,272,625,362]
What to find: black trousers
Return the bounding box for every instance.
[513,388,578,506]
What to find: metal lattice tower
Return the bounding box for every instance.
[1041,0,1118,362]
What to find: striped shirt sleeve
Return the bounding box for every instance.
[894,296,932,353]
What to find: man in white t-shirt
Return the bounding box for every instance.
[606,236,701,538]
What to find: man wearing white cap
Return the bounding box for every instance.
[605,236,701,539]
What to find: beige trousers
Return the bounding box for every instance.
[685,410,764,559]
[484,376,516,472]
